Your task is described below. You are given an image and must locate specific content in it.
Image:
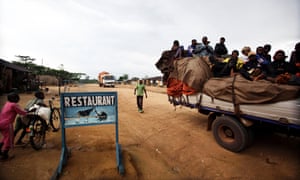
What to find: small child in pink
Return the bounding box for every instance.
[0,92,28,161]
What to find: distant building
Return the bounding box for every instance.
[144,76,163,86]
[0,58,34,94]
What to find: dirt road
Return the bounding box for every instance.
[0,84,299,180]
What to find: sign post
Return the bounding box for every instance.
[52,91,124,179]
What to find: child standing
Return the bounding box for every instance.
[0,92,28,161]
[134,80,148,113]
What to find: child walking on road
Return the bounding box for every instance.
[134,80,148,113]
[0,92,28,161]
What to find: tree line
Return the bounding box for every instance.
[13,55,85,82]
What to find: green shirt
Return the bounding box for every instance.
[136,84,145,96]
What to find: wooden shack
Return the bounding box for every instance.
[0,58,31,94]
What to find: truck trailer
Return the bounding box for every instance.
[168,92,300,152]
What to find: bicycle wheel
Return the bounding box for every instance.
[50,108,61,132]
[29,116,47,150]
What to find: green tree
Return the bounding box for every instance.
[15,55,35,70]
[118,74,129,81]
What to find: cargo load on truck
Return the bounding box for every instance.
[156,52,299,103]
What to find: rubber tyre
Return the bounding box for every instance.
[212,116,248,152]
[50,108,61,132]
[30,117,47,150]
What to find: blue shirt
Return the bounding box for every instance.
[193,43,214,57]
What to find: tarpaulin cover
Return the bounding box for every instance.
[203,75,300,104]
[167,56,212,92]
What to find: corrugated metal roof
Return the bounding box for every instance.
[0,58,30,72]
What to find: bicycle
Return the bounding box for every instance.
[48,97,61,132]
[26,97,61,150]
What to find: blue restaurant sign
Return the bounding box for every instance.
[52,91,124,179]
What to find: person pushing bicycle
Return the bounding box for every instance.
[14,91,47,145]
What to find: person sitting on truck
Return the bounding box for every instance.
[260,46,276,76]
[267,50,299,85]
[256,46,270,66]
[289,42,300,77]
[193,36,214,57]
[210,50,244,77]
[187,39,198,57]
[240,46,251,63]
[223,50,244,76]
[171,40,185,60]
[240,52,267,81]
[214,37,228,58]
[263,44,272,63]
[271,50,296,76]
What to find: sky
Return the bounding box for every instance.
[0,0,299,80]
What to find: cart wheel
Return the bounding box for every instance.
[212,115,248,152]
